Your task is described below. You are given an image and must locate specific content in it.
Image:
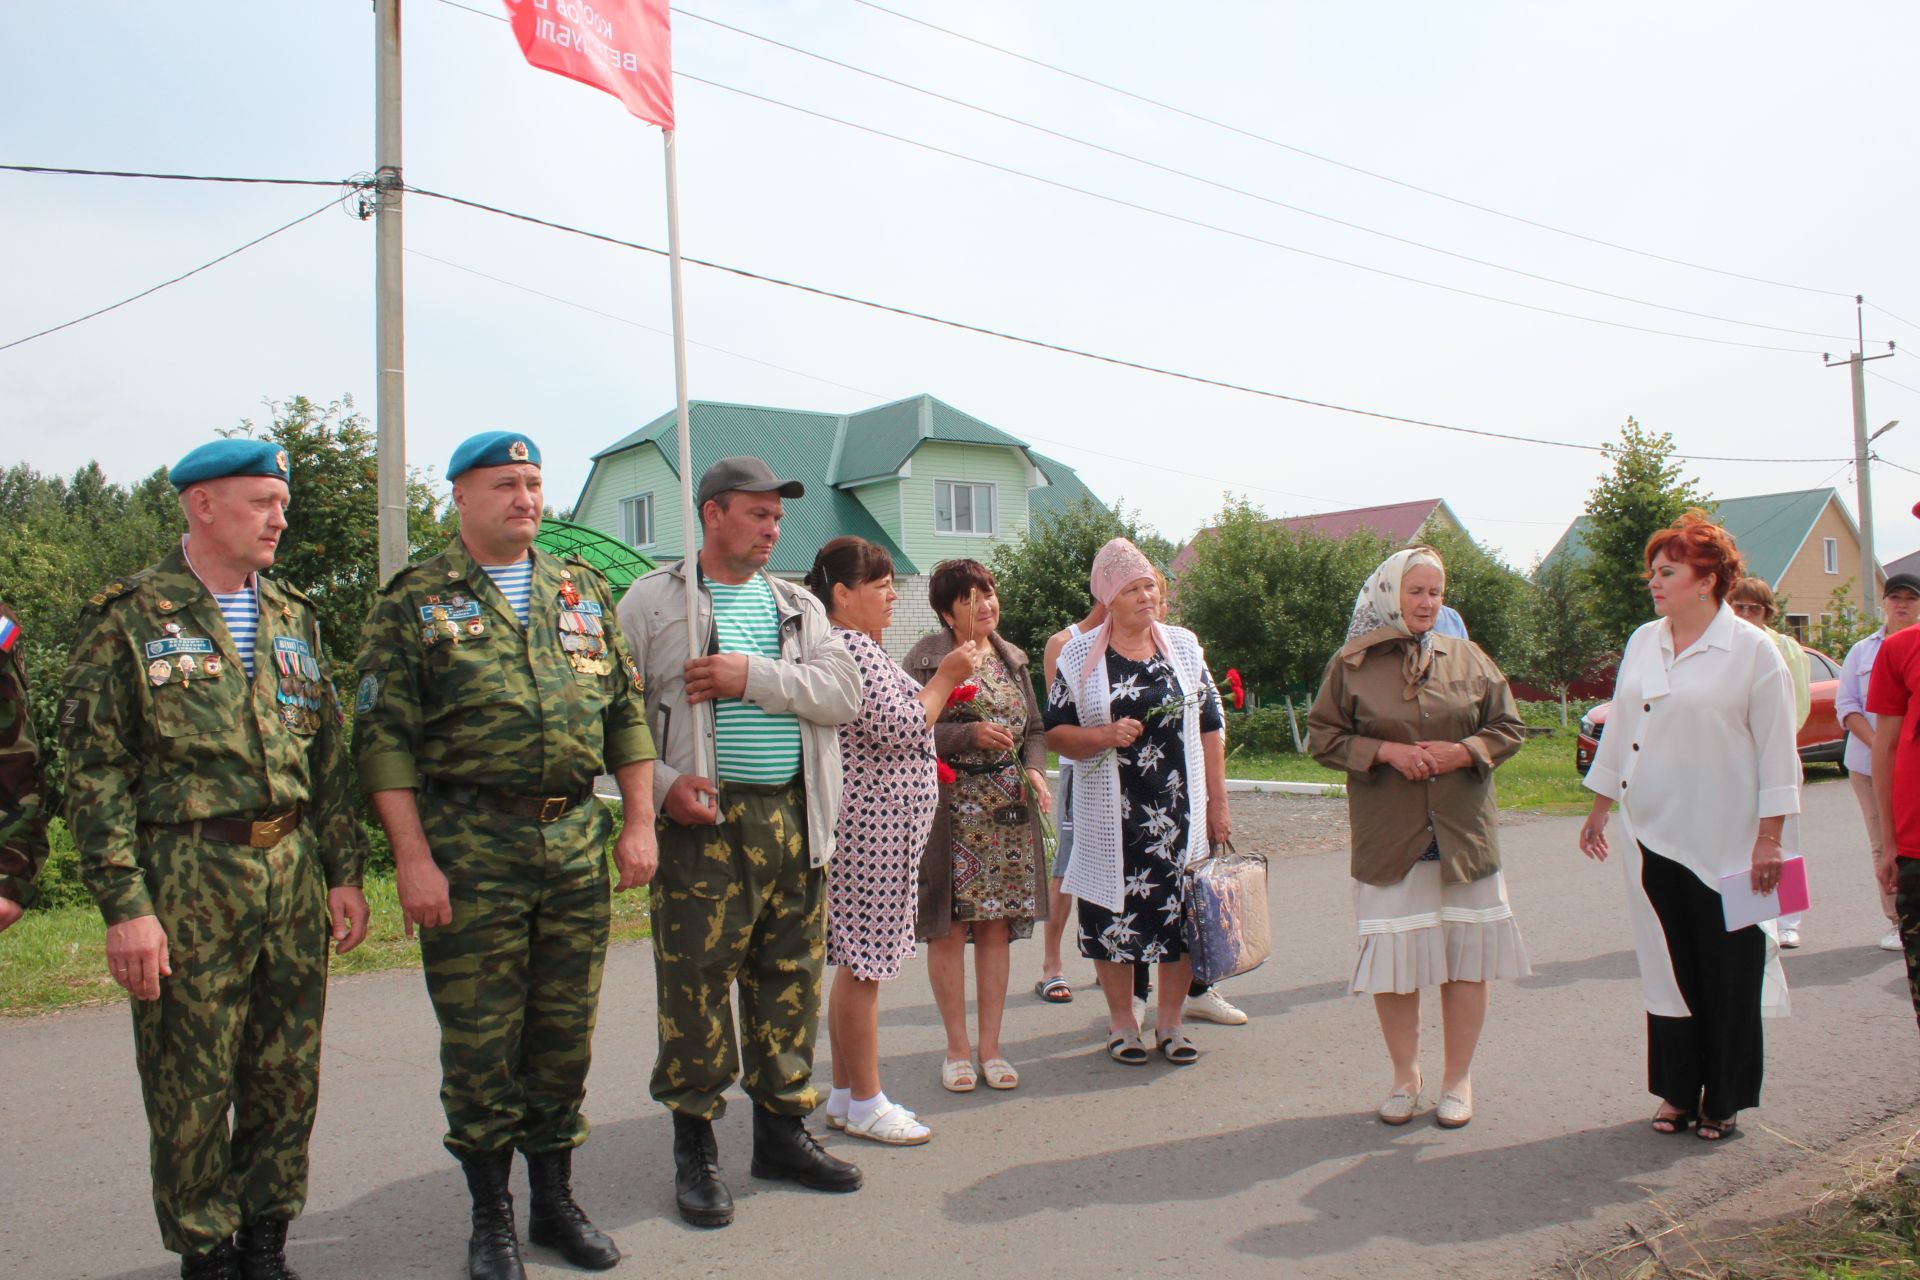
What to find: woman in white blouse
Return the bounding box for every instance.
[1578,512,1799,1143]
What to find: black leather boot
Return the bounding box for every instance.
[179,1241,240,1280]
[749,1106,863,1192]
[460,1151,527,1280]
[525,1149,620,1270]
[671,1112,734,1228]
[234,1219,300,1280]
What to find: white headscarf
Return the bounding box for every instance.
[1344,545,1447,698]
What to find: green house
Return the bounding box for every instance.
[573,395,1101,652]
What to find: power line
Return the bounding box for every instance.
[0,196,348,353]
[846,0,1856,301]
[677,73,1828,356]
[678,6,1871,346]
[1869,370,1920,398]
[1867,300,1920,333]
[1874,456,1920,480]
[0,163,352,190]
[407,247,886,398]
[402,181,1854,464]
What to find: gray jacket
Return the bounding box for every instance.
[615,558,858,866]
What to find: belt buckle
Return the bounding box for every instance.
[539,796,567,823]
[997,804,1030,826]
[249,816,282,849]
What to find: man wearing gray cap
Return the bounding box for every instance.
[616,456,863,1227]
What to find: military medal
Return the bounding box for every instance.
[467,620,484,636]
[164,621,181,636]
[559,570,581,608]
[148,659,171,686]
[177,654,195,688]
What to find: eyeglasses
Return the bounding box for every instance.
[1730,603,1769,617]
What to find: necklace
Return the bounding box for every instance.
[1109,628,1156,660]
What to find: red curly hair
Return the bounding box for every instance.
[1643,509,1744,603]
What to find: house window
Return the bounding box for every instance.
[934,480,996,535]
[621,493,655,548]
[1823,537,1839,573]
[1784,613,1811,642]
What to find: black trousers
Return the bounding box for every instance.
[1640,845,1765,1120]
[1130,964,1208,1001]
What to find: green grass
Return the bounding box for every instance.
[1221,734,1596,813]
[0,862,654,1018]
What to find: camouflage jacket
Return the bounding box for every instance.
[352,539,655,798]
[0,602,49,906]
[60,543,367,925]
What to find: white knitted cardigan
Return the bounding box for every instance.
[1056,623,1211,914]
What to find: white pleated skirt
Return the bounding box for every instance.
[1350,860,1532,995]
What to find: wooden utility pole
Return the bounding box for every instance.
[374,0,408,579]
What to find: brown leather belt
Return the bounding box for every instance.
[422,778,592,823]
[148,805,303,849]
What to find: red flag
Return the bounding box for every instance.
[503,0,673,128]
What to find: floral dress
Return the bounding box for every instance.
[945,650,1041,926]
[1045,650,1223,963]
[825,629,940,981]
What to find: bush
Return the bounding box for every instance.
[1224,706,1303,755]
[28,819,92,911]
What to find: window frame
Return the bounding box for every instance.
[1823,537,1839,574]
[620,492,656,549]
[933,479,998,536]
[1784,613,1812,642]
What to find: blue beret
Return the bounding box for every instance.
[449,431,541,480]
[169,439,291,490]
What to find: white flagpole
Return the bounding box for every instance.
[662,127,708,781]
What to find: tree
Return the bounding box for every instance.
[1419,522,1530,672]
[1580,418,1714,653]
[1800,577,1875,660]
[1512,554,1609,724]
[987,497,1172,661]
[1173,497,1390,704]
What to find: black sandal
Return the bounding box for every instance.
[1650,1106,1694,1135]
[1695,1116,1737,1142]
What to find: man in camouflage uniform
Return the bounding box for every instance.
[354,431,657,1280]
[615,456,863,1229]
[0,600,49,931]
[59,439,369,1280]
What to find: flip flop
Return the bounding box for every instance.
[1034,976,1074,1003]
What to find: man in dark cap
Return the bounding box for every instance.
[60,437,369,1279]
[615,456,863,1228]
[355,430,658,1279]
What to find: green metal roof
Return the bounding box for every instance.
[1539,489,1848,586]
[1026,450,1104,523]
[831,394,1031,486]
[582,396,1100,575]
[585,401,915,576]
[534,518,658,592]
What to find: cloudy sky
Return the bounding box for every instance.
[6,1,1919,570]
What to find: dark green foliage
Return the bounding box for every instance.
[1579,418,1714,654]
[988,497,1173,661]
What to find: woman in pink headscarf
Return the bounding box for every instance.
[1044,539,1232,1066]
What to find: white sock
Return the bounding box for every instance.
[827,1087,852,1117]
[848,1091,889,1126]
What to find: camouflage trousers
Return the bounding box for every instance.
[1898,858,1920,1034]
[130,825,329,1257]
[418,794,611,1161]
[650,780,826,1119]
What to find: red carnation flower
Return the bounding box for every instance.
[1225,668,1246,711]
[945,682,979,709]
[936,759,957,785]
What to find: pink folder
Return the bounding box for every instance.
[1718,856,1809,930]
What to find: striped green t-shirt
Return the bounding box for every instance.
[707,575,803,784]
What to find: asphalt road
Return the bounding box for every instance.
[3,777,1914,1279]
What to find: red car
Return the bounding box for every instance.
[1575,644,1846,773]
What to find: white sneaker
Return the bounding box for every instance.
[1881,928,1904,952]
[1185,987,1249,1025]
[1778,927,1802,949]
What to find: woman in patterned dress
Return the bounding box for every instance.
[905,560,1052,1094]
[806,538,979,1145]
[1046,539,1231,1066]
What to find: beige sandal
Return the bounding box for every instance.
[940,1058,977,1092]
[980,1058,1019,1089]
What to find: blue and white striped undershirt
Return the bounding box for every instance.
[213,588,260,677]
[481,560,535,626]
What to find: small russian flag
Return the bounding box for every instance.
[0,616,18,653]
